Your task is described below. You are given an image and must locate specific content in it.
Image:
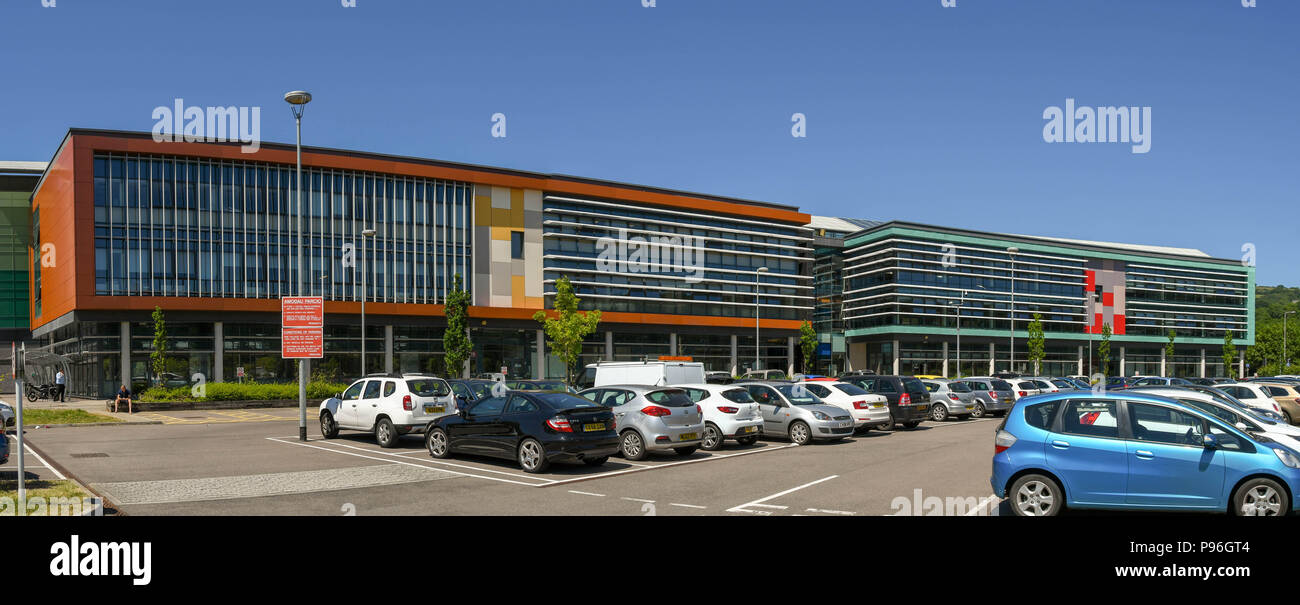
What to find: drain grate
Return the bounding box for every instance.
[70,453,110,458]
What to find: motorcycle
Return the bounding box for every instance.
[25,382,55,402]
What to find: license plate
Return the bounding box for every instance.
[679,432,698,441]
[583,422,606,432]
[965,406,974,410]
[742,426,757,434]
[871,403,884,408]
[424,405,444,414]
[1003,398,1013,403]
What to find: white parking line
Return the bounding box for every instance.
[727,475,838,514]
[806,507,855,515]
[265,438,546,487]
[620,497,655,504]
[303,439,559,484]
[670,503,706,509]
[22,443,66,480]
[964,494,1001,516]
[542,443,799,486]
[568,490,605,497]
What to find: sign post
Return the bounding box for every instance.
[282,296,324,441]
[12,343,25,515]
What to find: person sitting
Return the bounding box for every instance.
[113,384,133,414]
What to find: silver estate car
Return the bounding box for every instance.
[578,385,705,460]
[922,379,977,422]
[735,381,855,445]
[953,377,1016,418]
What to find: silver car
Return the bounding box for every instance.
[922,379,977,422]
[735,382,855,445]
[578,385,705,460]
[954,377,1016,418]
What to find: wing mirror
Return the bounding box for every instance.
[1202,433,1220,449]
[457,406,469,418]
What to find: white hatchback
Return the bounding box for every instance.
[319,374,457,448]
[796,381,890,431]
[675,383,765,450]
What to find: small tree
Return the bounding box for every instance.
[1223,330,1237,379]
[799,321,818,374]
[443,273,473,379]
[150,306,169,385]
[1165,329,1177,366]
[1026,313,1045,375]
[1098,323,1112,376]
[534,276,601,385]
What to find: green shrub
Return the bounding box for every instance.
[138,380,349,403]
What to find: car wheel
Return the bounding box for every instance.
[620,430,648,461]
[971,403,987,419]
[517,438,550,473]
[374,418,398,448]
[903,421,920,429]
[737,435,759,446]
[1009,474,1064,517]
[878,411,895,431]
[426,428,451,459]
[583,456,608,466]
[701,423,724,451]
[674,446,698,456]
[1233,477,1289,516]
[1286,411,1295,425]
[788,421,812,445]
[319,411,339,439]
[931,404,949,422]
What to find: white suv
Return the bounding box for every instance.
[319,374,456,448]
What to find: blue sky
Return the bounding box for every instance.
[1,0,1295,285]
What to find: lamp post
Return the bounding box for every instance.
[1006,247,1019,374]
[360,228,376,375]
[1285,303,1297,372]
[754,266,769,372]
[285,90,311,442]
[950,285,986,379]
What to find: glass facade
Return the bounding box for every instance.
[0,175,34,335]
[91,153,473,304]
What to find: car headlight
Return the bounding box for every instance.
[1274,448,1300,469]
[812,411,831,421]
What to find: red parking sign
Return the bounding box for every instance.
[282,297,324,359]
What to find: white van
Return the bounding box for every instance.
[588,361,707,388]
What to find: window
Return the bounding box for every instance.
[451,383,472,399]
[645,389,694,407]
[505,395,539,414]
[1058,400,1119,438]
[1024,401,1060,430]
[383,381,397,397]
[682,388,709,403]
[1128,403,1205,447]
[1208,425,1245,451]
[407,379,449,397]
[804,384,831,398]
[1177,399,1240,426]
[471,397,507,416]
[511,231,524,259]
[362,380,381,399]
[342,382,364,400]
[746,385,779,405]
[923,382,940,393]
[721,388,755,403]
[876,380,897,394]
[833,383,871,396]
[599,390,633,407]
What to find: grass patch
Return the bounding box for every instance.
[138,380,349,403]
[20,409,123,425]
[0,479,91,501]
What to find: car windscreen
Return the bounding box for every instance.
[644,389,696,407]
[832,383,870,396]
[537,393,602,409]
[776,385,823,405]
[720,388,756,403]
[946,381,972,393]
[991,380,1012,391]
[406,379,447,397]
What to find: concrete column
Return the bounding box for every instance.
[120,321,131,391]
[1159,346,1166,377]
[213,321,224,383]
[730,334,738,376]
[891,339,900,375]
[1200,348,1207,378]
[787,336,796,377]
[384,325,394,374]
[988,342,995,375]
[1119,346,1126,376]
[669,333,678,357]
[942,341,950,378]
[605,331,614,361]
[535,329,545,380]
[1077,345,1084,376]
[1239,349,1246,378]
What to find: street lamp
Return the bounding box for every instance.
[755,266,769,372]
[360,228,376,375]
[1006,247,1019,374]
[285,90,311,442]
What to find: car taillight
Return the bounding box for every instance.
[546,416,573,432]
[641,406,671,417]
[852,400,869,409]
[988,391,998,400]
[696,404,703,415]
[717,406,739,414]
[1018,391,1027,398]
[900,393,911,406]
[948,394,959,401]
[994,429,1018,454]
[403,394,413,410]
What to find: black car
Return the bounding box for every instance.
[1,428,8,465]
[838,374,931,429]
[424,391,619,473]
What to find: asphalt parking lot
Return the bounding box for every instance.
[18,415,1007,516]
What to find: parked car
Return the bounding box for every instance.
[424,391,619,473]
[1180,384,1288,423]
[992,390,1300,516]
[704,371,734,385]
[1131,376,1196,387]
[1,426,8,465]
[1005,378,1050,400]
[675,383,765,450]
[796,380,890,430]
[446,379,498,407]
[1257,382,1300,425]
[1049,377,1087,390]
[1188,377,1235,386]
[587,361,707,388]
[578,385,705,460]
[1103,376,1144,390]
[0,401,13,427]
[1127,386,1300,450]
[838,374,931,429]
[1020,377,1060,394]
[1218,383,1285,419]
[922,379,978,422]
[505,379,576,394]
[953,377,1017,418]
[735,381,856,444]
[740,369,788,381]
[318,374,456,448]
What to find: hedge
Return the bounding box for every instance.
[137,381,350,403]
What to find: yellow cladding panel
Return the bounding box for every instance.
[511,275,526,308]
[474,196,492,225]
[491,208,510,228]
[524,296,544,309]
[491,226,513,241]
[510,189,525,228]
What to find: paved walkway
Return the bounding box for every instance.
[2,397,306,425]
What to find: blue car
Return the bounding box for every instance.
[1,429,8,465]
[991,391,1300,516]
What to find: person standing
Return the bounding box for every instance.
[55,369,67,402]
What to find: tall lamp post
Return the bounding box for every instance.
[360,228,376,374]
[1006,247,1019,374]
[285,90,312,442]
[754,266,769,372]
[1285,303,1297,372]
